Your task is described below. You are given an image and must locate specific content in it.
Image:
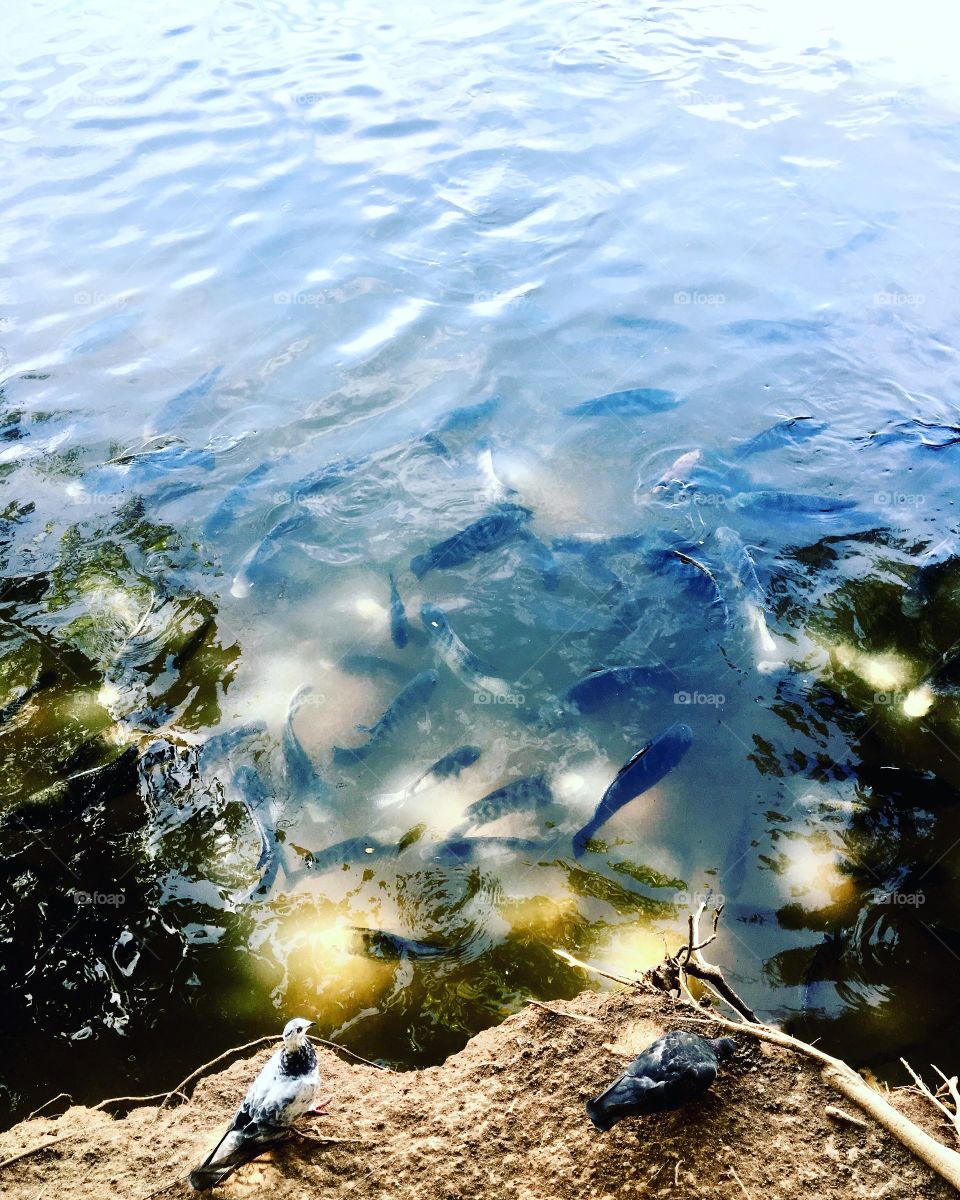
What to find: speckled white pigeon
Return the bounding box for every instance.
[188,1017,325,1191]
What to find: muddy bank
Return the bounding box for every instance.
[1,990,955,1199]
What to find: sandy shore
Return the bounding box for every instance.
[1,990,955,1200]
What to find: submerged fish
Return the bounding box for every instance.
[203,461,273,539]
[723,317,833,344]
[477,442,519,504]
[565,388,681,417]
[388,573,409,648]
[731,490,857,516]
[332,670,439,764]
[233,764,299,897]
[282,686,326,802]
[572,723,693,857]
[712,527,778,660]
[0,668,56,727]
[558,665,672,717]
[650,449,703,491]
[420,835,549,865]
[199,721,267,770]
[458,774,553,831]
[231,509,311,598]
[339,652,408,683]
[307,836,397,871]
[648,545,728,625]
[436,396,499,436]
[733,416,828,460]
[355,928,453,960]
[375,744,482,808]
[518,532,559,590]
[420,603,513,698]
[410,504,532,578]
[147,366,223,436]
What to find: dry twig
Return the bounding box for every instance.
[526,1000,599,1024]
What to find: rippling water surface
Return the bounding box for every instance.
[3,0,960,1123]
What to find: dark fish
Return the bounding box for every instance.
[339,652,408,683]
[376,744,482,808]
[388,572,409,648]
[355,928,451,960]
[67,310,137,355]
[288,456,361,502]
[565,388,680,417]
[232,765,299,897]
[307,836,397,871]
[723,317,833,344]
[733,416,828,459]
[421,835,548,865]
[857,419,960,450]
[552,532,647,557]
[410,504,532,578]
[648,545,728,625]
[518,532,559,590]
[572,723,693,857]
[614,316,687,337]
[560,665,672,716]
[586,1032,736,1131]
[435,396,499,435]
[332,670,439,764]
[712,526,777,658]
[148,366,223,435]
[825,226,883,261]
[731,490,858,515]
[0,668,56,726]
[203,461,273,539]
[420,603,512,698]
[231,509,311,598]
[282,686,326,800]
[199,721,267,770]
[459,774,552,831]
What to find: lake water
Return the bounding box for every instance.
[3,0,960,1124]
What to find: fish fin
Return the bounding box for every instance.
[613,740,652,778]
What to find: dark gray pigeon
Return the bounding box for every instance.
[188,1017,323,1190]
[586,1031,735,1131]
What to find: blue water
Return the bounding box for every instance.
[3,0,960,1122]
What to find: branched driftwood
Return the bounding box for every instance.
[554,899,960,1193]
